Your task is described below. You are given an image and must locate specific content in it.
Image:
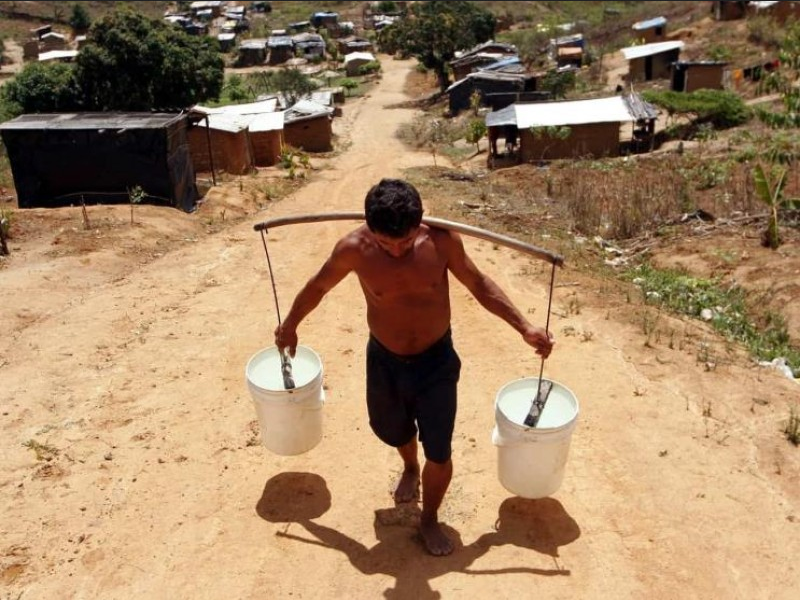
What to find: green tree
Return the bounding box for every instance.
[376,1,398,13]
[539,70,576,100]
[223,74,250,103]
[127,185,146,225]
[641,89,750,129]
[465,118,487,151]
[382,1,496,92]
[271,68,318,106]
[755,20,800,128]
[339,78,359,96]
[0,62,81,116]
[242,69,318,106]
[76,8,224,111]
[69,3,92,34]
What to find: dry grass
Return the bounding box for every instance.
[0,1,171,39]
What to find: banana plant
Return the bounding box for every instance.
[753,163,799,249]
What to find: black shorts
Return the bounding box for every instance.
[366,329,461,463]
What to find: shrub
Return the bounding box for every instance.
[358,61,382,76]
[641,89,751,129]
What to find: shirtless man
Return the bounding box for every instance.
[275,178,554,556]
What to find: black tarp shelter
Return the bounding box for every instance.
[0,112,198,212]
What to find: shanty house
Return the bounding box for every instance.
[40,32,67,52]
[237,39,267,66]
[671,61,727,92]
[283,100,334,152]
[446,71,543,115]
[450,41,518,81]
[632,16,667,44]
[292,32,326,58]
[217,32,236,52]
[190,1,224,18]
[0,112,198,211]
[310,11,339,31]
[267,35,294,64]
[621,40,684,82]
[188,113,254,175]
[344,51,376,76]
[549,34,584,67]
[485,94,659,162]
[192,99,284,167]
[248,112,284,166]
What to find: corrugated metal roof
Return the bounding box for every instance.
[485,104,517,128]
[241,39,267,49]
[446,70,530,93]
[284,100,333,123]
[197,112,251,133]
[0,112,184,131]
[309,91,333,106]
[289,99,333,115]
[479,56,521,71]
[344,51,375,63]
[194,99,279,116]
[454,41,517,60]
[292,32,324,43]
[249,112,284,132]
[267,36,293,47]
[514,96,646,128]
[633,16,667,30]
[38,50,79,62]
[621,40,684,60]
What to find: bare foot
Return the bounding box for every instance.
[394,466,420,503]
[419,517,454,556]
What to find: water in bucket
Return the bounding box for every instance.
[492,377,579,499]
[245,345,325,456]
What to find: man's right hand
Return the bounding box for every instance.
[274,324,298,358]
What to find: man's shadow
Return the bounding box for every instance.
[256,472,581,599]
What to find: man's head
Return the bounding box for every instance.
[364,178,423,238]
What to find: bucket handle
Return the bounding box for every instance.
[259,229,295,390]
[524,261,557,428]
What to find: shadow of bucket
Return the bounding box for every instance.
[492,377,579,499]
[245,345,325,456]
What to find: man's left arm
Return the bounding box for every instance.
[443,231,553,358]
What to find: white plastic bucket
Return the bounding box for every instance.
[245,345,325,456]
[492,377,579,499]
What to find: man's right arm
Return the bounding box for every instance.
[275,237,356,356]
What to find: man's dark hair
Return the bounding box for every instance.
[364,178,423,237]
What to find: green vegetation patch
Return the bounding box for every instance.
[626,263,800,376]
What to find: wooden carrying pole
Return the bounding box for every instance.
[253,212,564,267]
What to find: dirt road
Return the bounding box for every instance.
[1,56,798,600]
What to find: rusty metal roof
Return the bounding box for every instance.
[0,112,185,131]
